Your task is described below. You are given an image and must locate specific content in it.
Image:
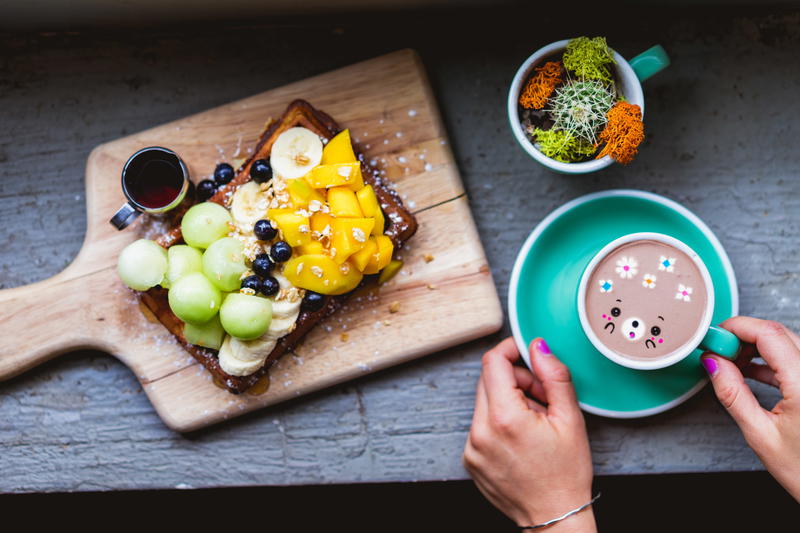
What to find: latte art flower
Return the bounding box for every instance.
[658,255,676,272]
[675,284,693,302]
[615,256,638,279]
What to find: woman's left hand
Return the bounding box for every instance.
[462,337,596,531]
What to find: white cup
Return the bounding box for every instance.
[576,232,739,370]
[507,39,649,174]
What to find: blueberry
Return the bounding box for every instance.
[214,163,235,186]
[254,219,277,241]
[270,241,292,263]
[252,253,274,277]
[196,179,217,201]
[241,275,262,293]
[301,291,325,312]
[249,159,272,183]
[261,275,280,297]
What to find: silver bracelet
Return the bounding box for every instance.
[520,493,601,530]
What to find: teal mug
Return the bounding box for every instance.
[508,40,670,174]
[576,232,740,370]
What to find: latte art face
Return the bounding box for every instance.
[585,239,708,362]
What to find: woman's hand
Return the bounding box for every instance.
[702,317,800,501]
[462,337,596,531]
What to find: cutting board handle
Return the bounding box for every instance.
[0,272,101,381]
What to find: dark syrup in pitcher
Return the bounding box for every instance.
[124,148,184,209]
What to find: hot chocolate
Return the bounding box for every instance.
[584,239,708,362]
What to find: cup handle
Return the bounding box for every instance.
[628,45,670,82]
[109,202,141,230]
[699,325,740,360]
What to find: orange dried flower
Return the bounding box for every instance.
[519,61,563,110]
[596,102,645,164]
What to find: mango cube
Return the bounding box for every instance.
[287,178,325,209]
[268,208,311,247]
[322,129,357,165]
[310,212,334,235]
[356,185,385,236]
[284,254,363,295]
[331,217,375,264]
[350,237,378,272]
[378,259,404,284]
[364,235,394,274]
[306,162,364,191]
[298,241,326,255]
[356,185,379,216]
[372,208,386,237]
[328,186,363,218]
[375,235,393,270]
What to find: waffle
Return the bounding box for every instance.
[140,99,418,393]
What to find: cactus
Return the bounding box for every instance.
[531,128,596,163]
[563,36,615,83]
[547,79,616,144]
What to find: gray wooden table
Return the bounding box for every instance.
[1,8,797,492]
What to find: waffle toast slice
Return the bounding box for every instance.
[140,99,417,393]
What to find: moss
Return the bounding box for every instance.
[596,102,645,165]
[533,128,597,163]
[519,61,563,110]
[563,36,615,83]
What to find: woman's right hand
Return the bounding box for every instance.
[701,316,800,501]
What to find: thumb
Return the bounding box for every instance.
[701,354,770,435]
[529,338,582,421]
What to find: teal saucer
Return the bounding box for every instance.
[509,190,739,418]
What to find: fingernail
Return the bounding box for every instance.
[536,338,551,356]
[701,357,718,376]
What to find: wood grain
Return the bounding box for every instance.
[0,49,503,431]
[1,10,798,491]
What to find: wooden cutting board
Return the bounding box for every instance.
[0,49,503,432]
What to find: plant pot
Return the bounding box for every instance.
[507,40,669,174]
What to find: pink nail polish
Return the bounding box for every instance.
[536,338,551,356]
[701,357,718,376]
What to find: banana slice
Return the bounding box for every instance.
[219,336,268,376]
[217,272,303,376]
[231,181,268,234]
[270,127,323,179]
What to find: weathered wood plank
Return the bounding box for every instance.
[0,8,798,491]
